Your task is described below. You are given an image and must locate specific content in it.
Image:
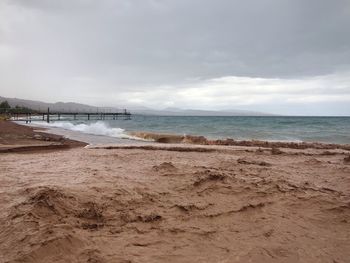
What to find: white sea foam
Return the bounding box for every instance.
[38,121,135,139]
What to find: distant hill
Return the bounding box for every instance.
[0,96,274,116]
[0,96,119,113]
[130,107,274,116]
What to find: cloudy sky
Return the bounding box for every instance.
[0,0,350,115]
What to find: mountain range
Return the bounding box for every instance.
[0,96,273,116]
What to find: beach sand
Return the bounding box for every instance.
[0,121,87,153]
[0,122,350,262]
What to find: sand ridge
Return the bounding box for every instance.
[129,131,350,151]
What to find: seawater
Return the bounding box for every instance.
[34,115,350,144]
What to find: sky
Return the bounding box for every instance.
[0,0,350,115]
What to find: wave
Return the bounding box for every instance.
[38,121,143,140]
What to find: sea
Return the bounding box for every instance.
[25,115,350,145]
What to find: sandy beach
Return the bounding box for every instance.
[0,121,87,153]
[0,121,350,262]
[2,0,350,261]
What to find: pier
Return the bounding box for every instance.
[8,108,132,123]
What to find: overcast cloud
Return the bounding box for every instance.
[0,0,350,115]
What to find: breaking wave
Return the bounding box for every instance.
[40,121,138,140]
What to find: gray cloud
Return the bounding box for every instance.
[0,0,350,114]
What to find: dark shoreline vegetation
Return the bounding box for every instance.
[0,100,37,114]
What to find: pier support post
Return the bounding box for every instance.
[47,108,50,123]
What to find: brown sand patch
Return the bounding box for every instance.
[0,121,86,153]
[237,157,272,166]
[271,147,283,155]
[152,162,178,173]
[1,145,350,262]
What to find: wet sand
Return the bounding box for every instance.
[0,122,350,262]
[0,121,87,153]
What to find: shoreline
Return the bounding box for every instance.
[129,130,350,151]
[4,120,350,153]
[0,121,87,153]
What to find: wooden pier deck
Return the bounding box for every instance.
[8,108,132,123]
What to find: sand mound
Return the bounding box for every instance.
[271,147,283,155]
[2,186,109,262]
[26,187,76,218]
[78,249,106,263]
[152,162,178,173]
[15,234,86,263]
[12,187,105,229]
[237,157,272,166]
[303,158,323,165]
[182,135,208,144]
[193,170,229,186]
